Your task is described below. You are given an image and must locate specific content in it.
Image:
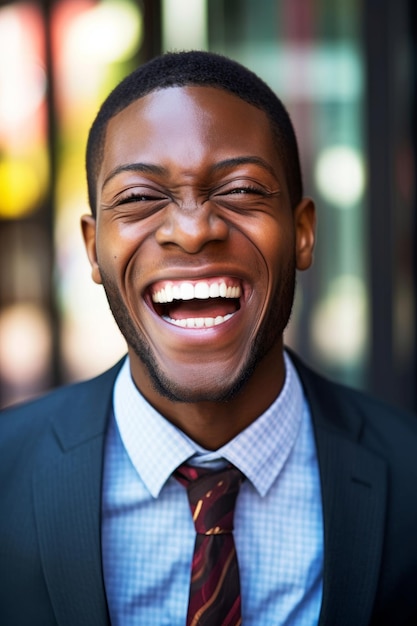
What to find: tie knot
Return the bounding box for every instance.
[175,464,244,535]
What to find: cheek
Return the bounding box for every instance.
[247,218,295,276]
[95,221,150,277]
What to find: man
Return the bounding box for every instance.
[1,51,417,626]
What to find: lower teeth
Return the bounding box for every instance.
[162,313,233,328]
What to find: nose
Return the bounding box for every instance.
[155,200,229,253]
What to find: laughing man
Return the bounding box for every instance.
[1,51,417,626]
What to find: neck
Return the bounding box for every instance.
[130,346,286,450]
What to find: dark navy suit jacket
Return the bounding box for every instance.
[1,354,417,625]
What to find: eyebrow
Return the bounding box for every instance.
[102,156,278,189]
[102,162,167,189]
[210,156,278,179]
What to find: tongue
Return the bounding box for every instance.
[166,298,237,320]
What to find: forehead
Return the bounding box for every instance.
[99,85,284,186]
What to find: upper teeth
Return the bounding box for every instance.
[152,281,241,304]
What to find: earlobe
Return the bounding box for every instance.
[81,215,102,284]
[294,197,316,271]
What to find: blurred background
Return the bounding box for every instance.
[0,0,415,411]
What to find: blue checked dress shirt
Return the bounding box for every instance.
[102,352,323,625]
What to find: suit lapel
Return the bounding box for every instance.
[33,361,123,626]
[294,356,388,626]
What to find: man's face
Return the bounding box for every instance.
[82,86,315,404]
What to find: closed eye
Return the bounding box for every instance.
[226,186,266,195]
[212,176,280,199]
[101,187,170,220]
[118,191,167,204]
[209,179,281,215]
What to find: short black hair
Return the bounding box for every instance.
[86,50,303,214]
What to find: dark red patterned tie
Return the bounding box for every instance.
[175,463,244,626]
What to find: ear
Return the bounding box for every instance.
[81,215,102,284]
[294,197,316,271]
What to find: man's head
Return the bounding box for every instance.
[82,51,315,426]
[86,50,303,215]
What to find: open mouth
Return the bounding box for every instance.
[149,278,242,328]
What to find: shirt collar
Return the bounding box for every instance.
[113,351,304,498]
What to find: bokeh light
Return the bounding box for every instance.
[0,3,47,220]
[0,5,46,141]
[65,0,143,64]
[311,274,368,365]
[162,0,208,51]
[0,156,47,219]
[0,303,51,407]
[315,145,366,208]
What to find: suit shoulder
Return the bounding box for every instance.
[322,370,416,435]
[0,360,124,442]
[292,351,417,462]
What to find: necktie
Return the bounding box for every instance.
[175,463,244,626]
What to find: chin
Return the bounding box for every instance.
[141,357,256,404]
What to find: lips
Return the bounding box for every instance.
[149,277,242,328]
